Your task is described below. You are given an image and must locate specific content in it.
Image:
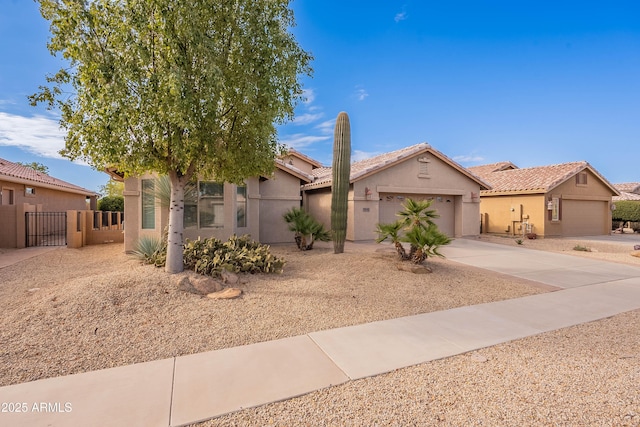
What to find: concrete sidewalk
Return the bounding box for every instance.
[2,238,640,426]
[0,246,59,269]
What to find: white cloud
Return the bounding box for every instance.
[292,112,324,126]
[453,154,486,163]
[394,11,408,22]
[314,119,336,135]
[354,87,369,101]
[301,88,315,105]
[0,112,66,159]
[352,150,383,162]
[279,133,331,150]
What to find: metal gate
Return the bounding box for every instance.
[25,212,67,247]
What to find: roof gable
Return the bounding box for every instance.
[0,157,96,196]
[479,161,619,195]
[273,159,314,183]
[303,143,491,190]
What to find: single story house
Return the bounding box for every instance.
[468,161,619,237]
[120,143,489,251]
[0,157,98,248]
[302,143,490,240]
[119,150,317,252]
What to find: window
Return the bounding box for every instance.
[1,188,14,205]
[183,183,198,229]
[25,187,36,196]
[199,181,224,228]
[237,185,247,227]
[551,197,560,222]
[576,172,588,186]
[141,179,156,229]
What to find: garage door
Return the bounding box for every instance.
[562,200,607,236]
[379,193,455,236]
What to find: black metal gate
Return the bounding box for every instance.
[25,212,67,247]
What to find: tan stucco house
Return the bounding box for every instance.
[303,143,490,240]
[121,143,489,251]
[120,150,317,252]
[469,161,619,238]
[0,157,98,248]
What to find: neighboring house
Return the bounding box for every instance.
[121,143,489,250]
[468,161,619,237]
[613,183,640,202]
[612,183,640,231]
[303,143,490,240]
[0,157,98,248]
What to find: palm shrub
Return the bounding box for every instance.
[283,207,331,250]
[401,224,452,264]
[375,221,408,260]
[375,197,451,265]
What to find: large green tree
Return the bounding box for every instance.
[31,0,312,273]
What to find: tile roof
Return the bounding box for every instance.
[303,143,491,190]
[0,157,97,196]
[614,191,640,202]
[466,162,518,179]
[476,161,618,195]
[274,159,314,183]
[285,149,324,168]
[614,182,640,194]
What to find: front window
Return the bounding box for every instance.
[237,185,247,227]
[141,179,156,229]
[199,181,224,228]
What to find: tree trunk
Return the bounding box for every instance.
[165,172,186,274]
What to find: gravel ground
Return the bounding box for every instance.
[1,235,639,426]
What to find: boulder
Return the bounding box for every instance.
[631,251,640,258]
[190,275,224,294]
[220,270,239,285]
[175,273,223,295]
[207,288,243,299]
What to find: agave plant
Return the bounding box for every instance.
[154,175,198,208]
[283,207,331,250]
[375,221,408,260]
[131,235,167,267]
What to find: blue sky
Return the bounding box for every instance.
[1,1,639,194]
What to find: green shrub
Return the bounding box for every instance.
[612,201,640,222]
[131,235,167,267]
[98,195,124,212]
[573,245,591,252]
[183,234,285,276]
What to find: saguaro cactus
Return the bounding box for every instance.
[331,111,351,254]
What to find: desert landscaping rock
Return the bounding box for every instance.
[207,287,242,299]
[1,236,639,425]
[175,272,223,295]
[220,270,239,285]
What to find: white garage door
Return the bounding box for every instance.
[379,193,455,236]
[562,200,607,236]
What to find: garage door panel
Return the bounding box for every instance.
[562,200,607,236]
[379,193,454,236]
